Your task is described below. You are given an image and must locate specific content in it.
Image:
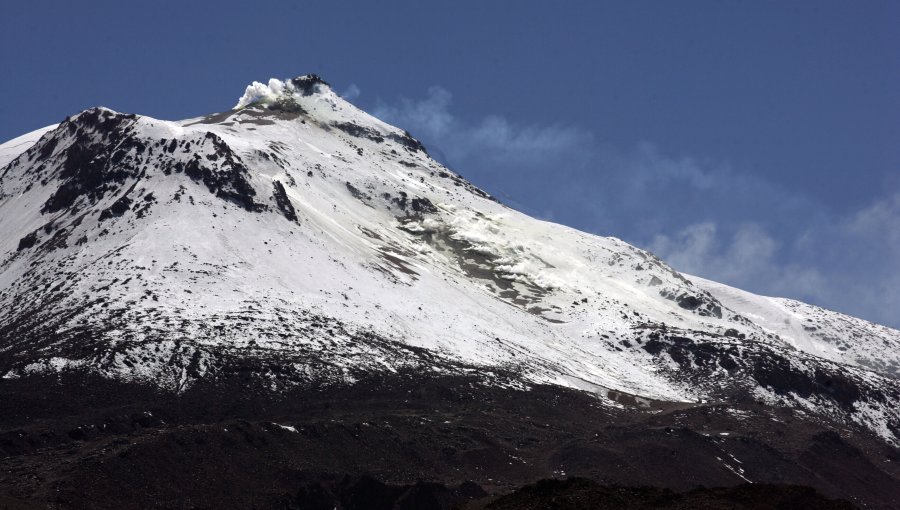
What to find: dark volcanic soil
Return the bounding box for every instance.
[0,371,897,509]
[480,478,857,510]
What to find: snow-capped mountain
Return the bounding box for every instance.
[1,74,899,452]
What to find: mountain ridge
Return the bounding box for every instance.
[0,74,898,508]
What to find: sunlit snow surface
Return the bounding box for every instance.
[1,76,898,443]
[0,124,57,168]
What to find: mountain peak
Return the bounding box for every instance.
[1,73,899,457]
[234,74,333,109]
[3,73,900,508]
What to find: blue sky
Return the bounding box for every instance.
[2,1,898,327]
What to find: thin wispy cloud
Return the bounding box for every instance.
[648,222,827,300]
[341,83,361,101]
[374,87,593,167]
[651,194,900,328]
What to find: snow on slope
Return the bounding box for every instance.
[1,75,898,442]
[694,276,900,377]
[0,124,57,168]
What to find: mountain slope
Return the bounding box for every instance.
[1,75,899,508]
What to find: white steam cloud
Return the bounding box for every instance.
[235,78,292,109]
[234,76,334,109]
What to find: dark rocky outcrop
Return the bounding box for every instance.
[41,109,140,214]
[272,180,299,223]
[179,132,264,212]
[332,122,385,143]
[15,231,37,251]
[387,131,427,154]
[290,74,330,96]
